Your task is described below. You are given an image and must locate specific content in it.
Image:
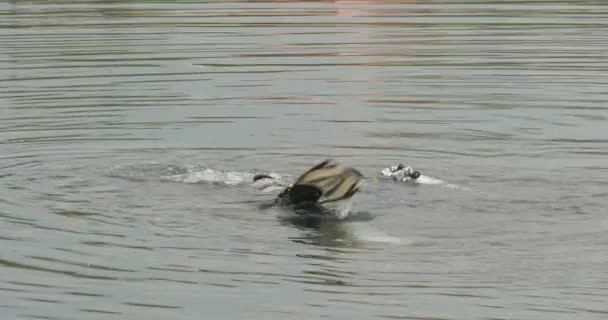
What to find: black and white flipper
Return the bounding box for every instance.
[278,160,364,205]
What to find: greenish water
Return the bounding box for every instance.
[1,1,607,319]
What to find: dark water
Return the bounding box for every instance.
[1,1,607,319]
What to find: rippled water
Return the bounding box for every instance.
[1,1,608,319]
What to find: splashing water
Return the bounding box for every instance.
[323,197,354,220]
[163,167,255,185]
[416,175,472,191]
[112,162,464,194]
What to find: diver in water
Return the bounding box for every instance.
[252,160,421,207]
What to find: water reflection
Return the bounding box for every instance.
[288,218,360,247]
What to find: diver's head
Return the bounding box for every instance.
[409,171,421,179]
[253,174,275,182]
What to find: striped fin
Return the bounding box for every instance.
[317,167,362,203]
[288,160,363,204]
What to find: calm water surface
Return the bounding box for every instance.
[1,1,607,319]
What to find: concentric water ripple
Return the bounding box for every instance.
[1,1,608,319]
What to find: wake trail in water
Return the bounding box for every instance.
[415,175,471,191]
[162,167,255,185]
[110,162,469,192]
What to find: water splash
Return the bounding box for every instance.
[112,162,462,193]
[323,197,353,220]
[162,167,255,186]
[416,175,472,191]
[415,175,444,185]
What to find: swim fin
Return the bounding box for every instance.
[279,160,363,205]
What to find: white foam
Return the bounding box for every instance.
[416,175,471,191]
[349,224,407,245]
[161,167,295,194]
[416,175,444,185]
[162,168,254,185]
[324,198,354,220]
[379,164,470,191]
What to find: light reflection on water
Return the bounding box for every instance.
[1,1,608,319]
